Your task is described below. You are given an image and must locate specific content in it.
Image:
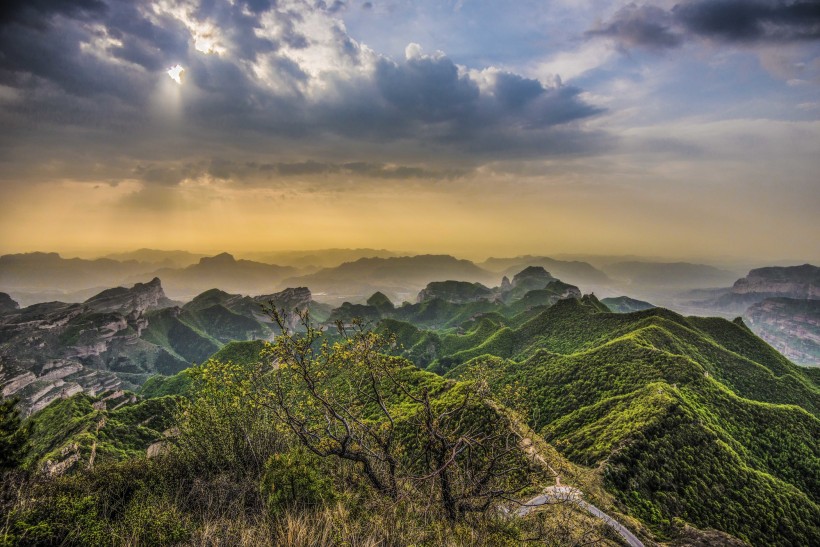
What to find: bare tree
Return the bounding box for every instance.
[259,308,403,499]
[257,307,541,522]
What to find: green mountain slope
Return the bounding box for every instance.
[445,299,820,545]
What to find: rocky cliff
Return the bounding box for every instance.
[0,281,328,414]
[417,281,494,304]
[84,277,173,314]
[731,264,819,299]
[744,298,819,366]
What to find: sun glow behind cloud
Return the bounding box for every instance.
[166,64,185,84]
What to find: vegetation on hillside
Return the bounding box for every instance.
[2,284,819,546]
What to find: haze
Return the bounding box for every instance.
[0,1,818,263]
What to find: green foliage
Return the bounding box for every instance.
[141,308,221,365]
[1,458,191,546]
[140,370,193,398]
[447,304,820,546]
[11,288,820,545]
[21,393,177,470]
[209,339,268,366]
[366,291,395,313]
[260,447,337,514]
[173,355,285,478]
[0,398,31,470]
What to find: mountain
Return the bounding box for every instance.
[601,296,655,313]
[686,266,820,353]
[707,264,820,313]
[0,278,324,414]
[417,281,494,304]
[0,279,189,415]
[744,298,819,366]
[603,261,739,289]
[284,255,496,305]
[13,291,819,546]
[479,256,610,288]
[733,264,819,298]
[103,249,206,268]
[240,248,400,268]
[445,297,819,545]
[83,277,175,314]
[5,268,820,545]
[0,252,158,304]
[137,253,298,300]
[325,267,582,334]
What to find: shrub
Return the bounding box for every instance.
[260,448,337,515]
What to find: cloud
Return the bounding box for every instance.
[675,0,820,43]
[132,159,469,186]
[588,1,820,50]
[0,0,107,30]
[587,4,683,50]
[0,0,606,187]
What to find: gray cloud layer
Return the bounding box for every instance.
[589,0,820,50]
[0,0,606,188]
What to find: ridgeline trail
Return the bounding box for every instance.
[516,437,645,547]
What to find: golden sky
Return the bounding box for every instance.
[0,1,818,263]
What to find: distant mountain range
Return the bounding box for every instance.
[1,250,817,365]
[103,249,206,268]
[283,255,498,305]
[130,253,299,300]
[479,256,611,287]
[239,248,401,268]
[602,260,739,289]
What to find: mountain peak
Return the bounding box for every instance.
[512,266,552,283]
[85,278,170,314]
[200,252,236,264]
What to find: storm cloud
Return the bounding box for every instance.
[0,0,605,187]
[589,0,820,50]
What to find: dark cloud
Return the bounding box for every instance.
[587,4,683,50]
[0,0,607,185]
[589,0,820,50]
[675,0,820,43]
[0,0,107,30]
[375,53,480,123]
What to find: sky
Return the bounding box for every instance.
[0,0,818,262]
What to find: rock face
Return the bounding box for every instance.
[695,264,820,316]
[0,293,129,415]
[84,277,172,314]
[257,287,313,314]
[0,280,322,415]
[500,266,556,303]
[500,276,511,291]
[744,298,820,366]
[417,281,494,304]
[731,264,819,299]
